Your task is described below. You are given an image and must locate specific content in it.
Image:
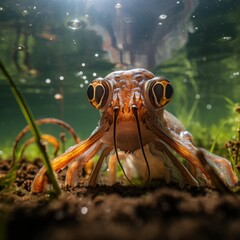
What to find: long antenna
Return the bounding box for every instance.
[113,107,133,184]
[132,105,151,182]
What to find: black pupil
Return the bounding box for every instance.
[153,83,163,103]
[95,85,104,104]
[166,84,173,99]
[87,85,94,100]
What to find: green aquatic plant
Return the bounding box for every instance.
[0,59,61,196]
[223,100,240,178]
[199,97,240,179]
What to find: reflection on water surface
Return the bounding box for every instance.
[0,0,239,157]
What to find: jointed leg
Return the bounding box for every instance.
[153,140,199,187]
[65,142,103,187]
[88,147,113,186]
[31,127,106,192]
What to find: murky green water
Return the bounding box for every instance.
[0,0,239,157]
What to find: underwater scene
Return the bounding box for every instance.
[1,1,240,240]
[0,0,239,159]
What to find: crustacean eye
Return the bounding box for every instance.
[87,78,112,109]
[144,77,174,108]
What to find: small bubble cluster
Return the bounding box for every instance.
[158,14,168,26]
[76,70,91,88]
[217,36,232,42]
[233,72,239,77]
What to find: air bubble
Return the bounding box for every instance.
[22,10,29,16]
[45,79,51,84]
[93,73,97,77]
[159,14,167,20]
[115,3,122,9]
[81,207,88,215]
[54,93,64,100]
[195,94,200,100]
[59,76,64,80]
[19,78,27,84]
[82,63,86,67]
[206,104,212,110]
[76,71,83,77]
[17,46,25,51]
[94,53,99,57]
[84,80,89,84]
[19,78,26,84]
[67,19,87,30]
[80,83,84,88]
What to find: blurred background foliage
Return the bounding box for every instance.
[0,0,239,159]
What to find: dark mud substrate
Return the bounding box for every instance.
[1,159,240,240]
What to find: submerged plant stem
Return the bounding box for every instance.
[0,59,61,196]
[210,121,227,153]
